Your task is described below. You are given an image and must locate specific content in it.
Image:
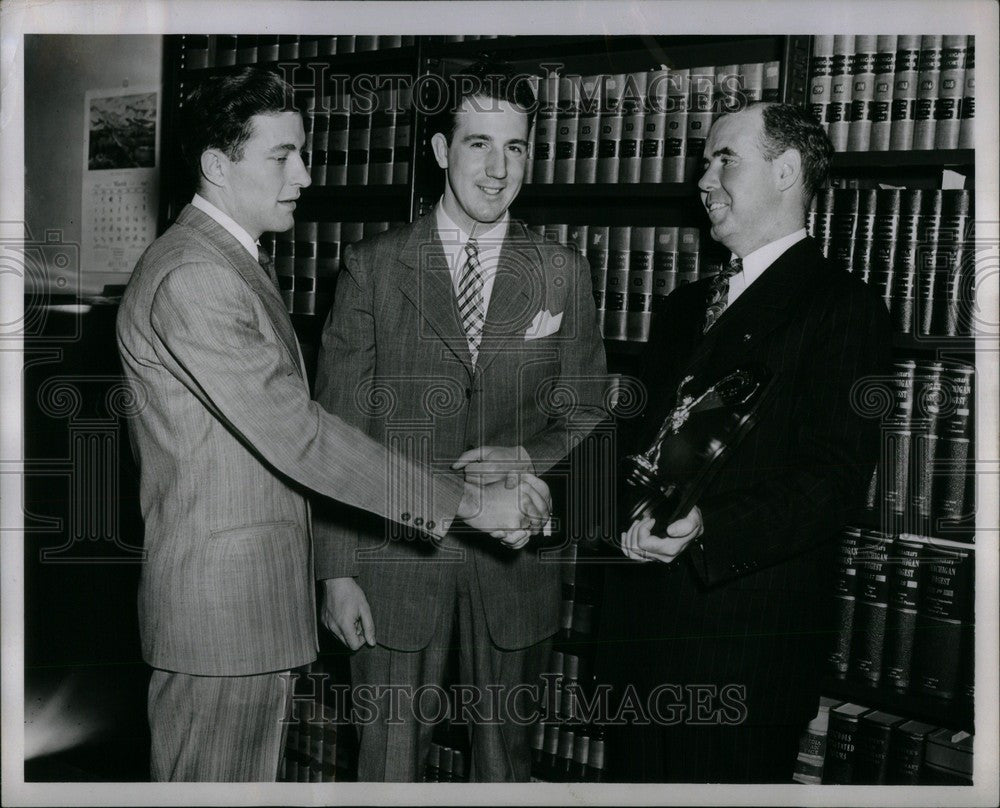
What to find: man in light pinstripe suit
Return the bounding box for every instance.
[116,68,551,782]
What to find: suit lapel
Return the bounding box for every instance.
[177,205,304,378]
[683,238,823,382]
[475,221,539,374]
[396,215,474,371]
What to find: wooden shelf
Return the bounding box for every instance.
[891,331,976,356]
[822,675,973,732]
[830,150,974,172]
[295,185,412,221]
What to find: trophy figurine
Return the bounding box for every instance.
[620,363,776,534]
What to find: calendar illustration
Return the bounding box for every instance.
[81,87,160,278]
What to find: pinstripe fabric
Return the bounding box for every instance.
[599,237,894,781]
[148,669,293,781]
[116,205,466,676]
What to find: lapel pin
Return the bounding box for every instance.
[743,333,752,342]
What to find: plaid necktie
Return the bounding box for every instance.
[457,238,486,363]
[703,256,743,333]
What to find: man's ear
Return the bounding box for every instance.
[199,148,227,188]
[773,147,802,192]
[431,132,450,170]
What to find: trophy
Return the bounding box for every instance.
[620,363,776,533]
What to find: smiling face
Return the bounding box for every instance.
[431,96,530,233]
[212,111,311,239]
[698,107,787,257]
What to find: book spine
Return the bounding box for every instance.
[829,188,860,273]
[848,531,892,686]
[314,36,336,57]
[327,92,349,186]
[714,63,741,116]
[889,35,921,150]
[871,188,901,312]
[213,34,237,67]
[827,35,854,150]
[808,36,835,129]
[869,35,897,150]
[847,36,878,151]
[368,88,395,185]
[958,39,975,148]
[257,34,279,63]
[652,226,679,319]
[554,75,581,184]
[596,73,625,183]
[851,188,879,284]
[930,190,971,335]
[686,69,714,182]
[575,75,602,184]
[355,35,378,51]
[912,543,973,698]
[676,227,700,285]
[883,538,924,689]
[533,74,560,184]
[822,711,862,784]
[640,69,669,183]
[586,226,610,335]
[310,99,330,187]
[932,363,974,525]
[184,35,209,70]
[912,35,944,150]
[618,72,647,183]
[236,34,258,65]
[393,85,412,185]
[347,93,371,185]
[886,727,927,784]
[812,187,835,258]
[915,190,943,336]
[740,62,764,103]
[762,60,781,102]
[828,527,861,676]
[934,36,967,149]
[604,226,631,340]
[853,721,894,784]
[890,189,923,333]
[335,35,355,54]
[316,221,340,313]
[626,227,655,342]
[910,361,944,535]
[293,221,318,315]
[663,69,688,183]
[883,359,917,526]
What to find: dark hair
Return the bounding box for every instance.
[430,59,537,142]
[181,67,300,184]
[754,102,833,204]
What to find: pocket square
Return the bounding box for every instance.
[525,309,563,340]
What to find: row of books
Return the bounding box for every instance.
[828,528,974,700]
[863,358,975,533]
[530,719,607,782]
[296,86,412,186]
[807,188,974,337]
[278,706,337,783]
[808,35,974,151]
[528,223,706,343]
[183,34,420,69]
[260,220,402,315]
[527,63,781,186]
[794,698,973,784]
[423,743,468,782]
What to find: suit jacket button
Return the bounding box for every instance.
[401,512,411,522]
[413,517,424,527]
[465,387,472,400]
[426,520,435,530]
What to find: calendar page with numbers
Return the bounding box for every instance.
[81,86,160,281]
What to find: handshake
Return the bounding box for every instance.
[452,445,551,550]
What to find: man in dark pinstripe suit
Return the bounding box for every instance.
[599,103,893,782]
[117,68,549,782]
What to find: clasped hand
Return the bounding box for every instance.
[620,506,704,564]
[453,445,550,550]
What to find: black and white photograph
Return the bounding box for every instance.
[1,0,997,805]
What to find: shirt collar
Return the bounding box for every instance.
[192,193,259,261]
[734,228,807,286]
[434,199,509,249]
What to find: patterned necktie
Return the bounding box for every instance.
[703,256,743,333]
[258,246,278,286]
[457,238,486,364]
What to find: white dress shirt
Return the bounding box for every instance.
[435,201,509,319]
[191,193,259,261]
[726,228,807,307]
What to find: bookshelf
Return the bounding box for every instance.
[160,31,977,786]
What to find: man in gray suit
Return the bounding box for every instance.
[314,61,608,781]
[116,67,550,782]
